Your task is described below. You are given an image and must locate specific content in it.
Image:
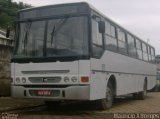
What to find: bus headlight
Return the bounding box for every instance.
[71,77,77,82]
[64,77,69,83]
[22,77,26,83]
[16,77,20,83]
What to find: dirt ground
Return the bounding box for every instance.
[0,92,160,119]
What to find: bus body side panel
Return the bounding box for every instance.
[90,50,156,99]
[90,70,108,100]
[78,60,91,80]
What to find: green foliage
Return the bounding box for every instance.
[0,0,31,29]
[0,13,11,28]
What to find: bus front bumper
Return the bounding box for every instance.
[11,85,90,100]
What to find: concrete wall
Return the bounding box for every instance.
[0,37,14,96]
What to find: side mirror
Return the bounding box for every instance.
[6,26,11,38]
[98,21,105,33]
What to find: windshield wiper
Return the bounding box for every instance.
[50,16,69,46]
[51,25,56,45]
[23,20,32,55]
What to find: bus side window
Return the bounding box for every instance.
[117,28,127,54]
[127,34,137,57]
[142,43,148,61]
[92,19,103,58]
[136,39,143,60]
[92,19,103,46]
[151,47,155,63]
[148,46,152,62]
[105,22,117,52]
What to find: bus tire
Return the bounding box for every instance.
[45,101,61,109]
[133,80,147,100]
[139,80,147,100]
[96,82,114,110]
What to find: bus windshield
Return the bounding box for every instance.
[14,16,89,61]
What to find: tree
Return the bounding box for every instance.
[0,0,31,29]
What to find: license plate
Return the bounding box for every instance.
[37,90,51,96]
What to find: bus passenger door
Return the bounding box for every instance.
[90,17,106,100]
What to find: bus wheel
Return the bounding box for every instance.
[133,80,147,100]
[139,80,147,100]
[45,101,61,109]
[96,82,114,110]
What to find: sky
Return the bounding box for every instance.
[13,0,160,54]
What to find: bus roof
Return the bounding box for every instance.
[18,2,90,13]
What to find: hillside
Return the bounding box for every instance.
[0,0,31,29]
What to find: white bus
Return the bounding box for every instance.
[11,2,156,110]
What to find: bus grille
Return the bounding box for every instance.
[28,77,61,83]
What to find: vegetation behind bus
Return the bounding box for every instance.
[0,0,31,29]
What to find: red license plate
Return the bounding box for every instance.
[37,90,51,96]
